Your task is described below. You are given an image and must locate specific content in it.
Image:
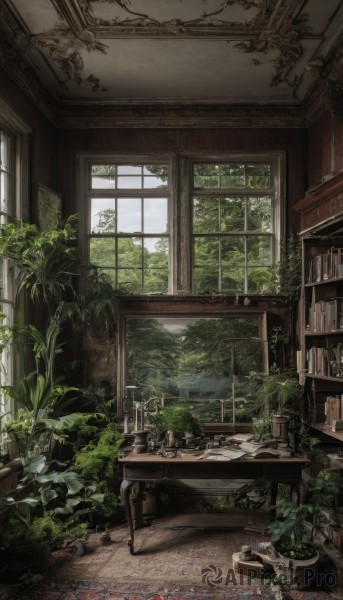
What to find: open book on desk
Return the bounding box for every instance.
[235,441,280,458]
[250,447,279,458]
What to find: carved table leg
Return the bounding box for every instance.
[120,479,135,554]
[132,481,143,529]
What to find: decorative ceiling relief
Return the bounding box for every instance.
[15,21,108,92]
[1,0,343,126]
[80,0,261,33]
[235,11,311,96]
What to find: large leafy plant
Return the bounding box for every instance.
[0,217,78,317]
[0,454,93,550]
[0,214,124,561]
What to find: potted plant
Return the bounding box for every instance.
[264,501,319,588]
[147,405,202,447]
[261,475,339,589]
[253,370,303,454]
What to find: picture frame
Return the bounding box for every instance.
[36,184,61,231]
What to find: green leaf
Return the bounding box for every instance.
[40,488,58,505]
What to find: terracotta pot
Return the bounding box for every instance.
[258,545,319,589]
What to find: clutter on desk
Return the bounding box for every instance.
[122,410,288,459]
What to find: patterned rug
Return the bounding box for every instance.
[0,578,333,600]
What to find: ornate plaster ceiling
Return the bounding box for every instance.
[1,0,343,127]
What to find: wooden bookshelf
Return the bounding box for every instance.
[310,423,343,442]
[296,174,343,445]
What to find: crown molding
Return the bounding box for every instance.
[56,103,306,129]
[0,98,32,133]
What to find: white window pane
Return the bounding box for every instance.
[1,259,11,300]
[117,176,142,189]
[91,198,116,233]
[91,176,116,189]
[144,198,168,233]
[143,176,167,189]
[117,165,141,175]
[117,198,141,232]
[0,132,10,172]
[1,172,9,212]
[144,237,168,255]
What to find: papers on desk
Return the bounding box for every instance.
[229,433,253,443]
[239,441,269,454]
[205,448,246,460]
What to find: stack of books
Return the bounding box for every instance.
[308,247,343,283]
[325,394,343,429]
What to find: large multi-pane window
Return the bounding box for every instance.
[88,163,170,294]
[84,155,282,295]
[192,161,277,294]
[0,109,29,420]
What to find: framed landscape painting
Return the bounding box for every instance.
[36,184,61,231]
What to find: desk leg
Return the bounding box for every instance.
[270,482,278,517]
[120,479,135,555]
[291,481,307,505]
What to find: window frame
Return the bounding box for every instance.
[0,99,30,419]
[78,154,177,294]
[179,152,285,294]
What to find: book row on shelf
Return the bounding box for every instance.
[306,344,343,378]
[308,247,343,283]
[324,395,343,432]
[307,297,343,333]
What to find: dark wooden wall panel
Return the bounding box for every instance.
[307,110,343,189]
[0,67,58,216]
[333,114,343,174]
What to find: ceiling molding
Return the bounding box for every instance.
[0,98,32,133]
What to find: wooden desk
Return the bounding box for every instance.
[119,453,308,554]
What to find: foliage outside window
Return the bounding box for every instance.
[192,161,275,294]
[88,163,170,294]
[123,315,267,423]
